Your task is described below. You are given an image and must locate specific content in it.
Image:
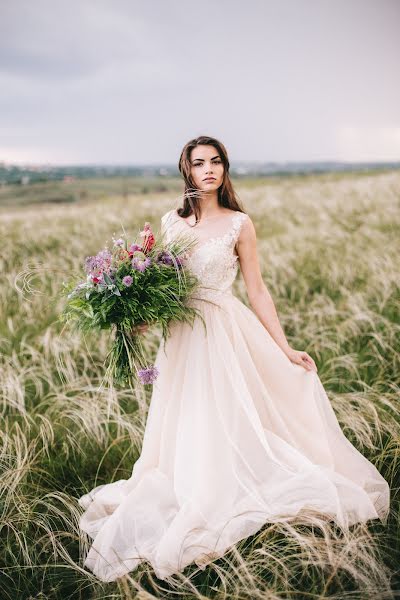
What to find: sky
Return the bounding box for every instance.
[0,0,399,165]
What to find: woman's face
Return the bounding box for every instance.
[189,145,224,192]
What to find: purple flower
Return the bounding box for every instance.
[137,365,159,384]
[113,238,125,247]
[132,255,152,272]
[129,243,142,253]
[84,249,112,276]
[156,250,174,265]
[122,275,133,287]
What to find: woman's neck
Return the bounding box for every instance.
[198,192,222,217]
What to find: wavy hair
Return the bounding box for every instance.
[177,135,245,224]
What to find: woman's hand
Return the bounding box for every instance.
[285,347,318,372]
[131,322,150,335]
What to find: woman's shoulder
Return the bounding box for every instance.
[230,210,251,239]
[161,208,178,223]
[214,208,250,224]
[231,209,251,226]
[160,209,181,239]
[232,209,249,218]
[224,207,249,217]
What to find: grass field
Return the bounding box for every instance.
[0,170,399,599]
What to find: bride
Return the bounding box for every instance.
[78,135,390,583]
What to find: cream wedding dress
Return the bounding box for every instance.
[78,208,390,582]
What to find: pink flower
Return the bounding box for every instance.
[139,222,155,253]
[129,243,142,254]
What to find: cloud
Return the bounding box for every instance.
[336,127,400,161]
[0,0,178,82]
[1,0,399,163]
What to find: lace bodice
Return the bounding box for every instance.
[161,209,249,304]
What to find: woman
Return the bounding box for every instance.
[78,135,390,583]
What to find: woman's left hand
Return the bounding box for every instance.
[285,347,318,372]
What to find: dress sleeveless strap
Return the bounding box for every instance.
[229,212,249,246]
[160,209,176,243]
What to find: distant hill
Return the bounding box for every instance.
[0,160,399,185]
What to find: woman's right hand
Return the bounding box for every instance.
[132,322,149,335]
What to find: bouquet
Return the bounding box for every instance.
[60,221,203,387]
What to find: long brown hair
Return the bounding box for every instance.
[177,135,245,223]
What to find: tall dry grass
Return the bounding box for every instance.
[0,170,399,599]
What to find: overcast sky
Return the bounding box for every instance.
[0,0,399,165]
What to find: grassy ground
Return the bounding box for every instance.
[0,171,399,599]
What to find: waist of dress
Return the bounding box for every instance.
[188,285,234,303]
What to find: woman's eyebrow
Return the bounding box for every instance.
[192,155,220,162]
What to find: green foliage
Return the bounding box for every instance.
[59,230,204,386]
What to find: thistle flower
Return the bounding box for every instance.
[132,255,152,272]
[122,275,133,287]
[113,238,125,247]
[137,365,159,384]
[156,250,174,265]
[85,249,112,276]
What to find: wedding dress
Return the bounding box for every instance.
[78,208,390,583]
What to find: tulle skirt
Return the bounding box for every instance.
[78,292,390,582]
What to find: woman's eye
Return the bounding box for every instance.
[193,160,221,167]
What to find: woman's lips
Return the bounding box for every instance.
[204,178,216,182]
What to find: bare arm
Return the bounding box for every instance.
[236,215,317,372]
